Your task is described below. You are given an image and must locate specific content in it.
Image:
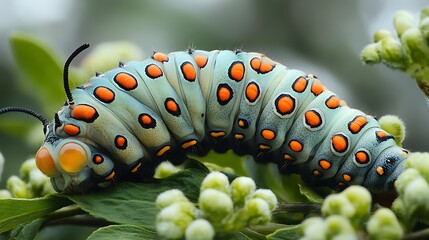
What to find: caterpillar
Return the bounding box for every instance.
[0,44,408,194]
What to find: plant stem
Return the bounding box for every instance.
[41,205,111,228]
[404,228,429,240]
[248,222,294,235]
[274,202,321,214]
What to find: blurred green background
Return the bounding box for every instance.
[1,0,428,239]
[1,0,429,180]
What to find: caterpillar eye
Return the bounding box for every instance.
[35,147,58,177]
[58,142,88,174]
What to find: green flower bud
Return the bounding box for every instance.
[29,169,50,194]
[199,189,233,221]
[300,217,327,240]
[321,194,355,219]
[7,176,32,198]
[395,168,420,194]
[20,159,37,181]
[154,161,181,179]
[185,219,215,240]
[367,208,403,240]
[156,189,190,210]
[414,67,429,97]
[156,202,196,239]
[394,11,417,37]
[420,7,429,21]
[404,152,429,181]
[360,43,381,64]
[244,198,271,226]
[251,189,278,211]
[378,115,406,146]
[230,176,256,207]
[402,177,429,214]
[200,171,230,194]
[379,37,408,69]
[419,17,429,42]
[342,186,371,227]
[391,198,405,220]
[0,189,12,199]
[324,215,356,240]
[41,181,56,196]
[401,28,429,66]
[374,29,395,43]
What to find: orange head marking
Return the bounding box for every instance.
[71,104,99,123]
[58,142,88,174]
[35,147,58,177]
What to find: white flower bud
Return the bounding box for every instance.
[251,189,278,211]
[403,177,429,213]
[360,43,381,64]
[0,189,12,199]
[394,11,417,37]
[342,186,371,221]
[156,202,196,239]
[199,189,233,221]
[300,217,327,240]
[367,208,403,240]
[29,169,50,193]
[324,215,356,239]
[395,168,420,194]
[7,176,32,198]
[244,198,271,226]
[321,194,355,219]
[154,161,181,179]
[185,219,215,240]
[230,177,256,206]
[404,152,429,181]
[20,158,37,180]
[156,189,189,210]
[374,29,395,43]
[200,171,230,193]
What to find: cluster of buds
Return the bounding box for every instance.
[361,7,429,97]
[155,171,277,239]
[300,186,402,240]
[378,115,406,147]
[0,158,55,199]
[393,152,429,227]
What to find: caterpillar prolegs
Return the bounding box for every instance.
[1,44,408,193]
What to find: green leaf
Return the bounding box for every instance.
[298,184,325,204]
[10,33,64,114]
[68,168,208,231]
[266,225,300,240]
[0,194,72,233]
[9,218,44,240]
[87,225,157,240]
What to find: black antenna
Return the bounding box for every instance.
[0,107,49,133]
[64,43,90,106]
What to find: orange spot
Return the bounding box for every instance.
[152,52,169,62]
[355,151,369,164]
[138,113,156,128]
[376,166,385,176]
[131,162,142,173]
[94,86,115,103]
[318,160,331,170]
[228,61,245,81]
[311,79,324,96]
[348,116,367,134]
[261,129,276,140]
[258,144,272,150]
[211,131,226,138]
[156,145,171,157]
[114,72,138,90]
[58,142,88,174]
[313,170,322,176]
[64,124,80,136]
[71,104,98,123]
[35,147,58,177]
[245,82,260,102]
[376,131,387,138]
[115,135,127,149]
[165,98,181,116]
[105,171,115,180]
[331,134,348,153]
[141,115,153,125]
[234,133,244,140]
[259,61,274,73]
[292,77,308,93]
[181,62,196,81]
[325,95,340,109]
[342,173,352,182]
[289,140,303,152]
[250,57,261,71]
[93,155,103,164]
[181,140,198,149]
[275,94,295,115]
[304,110,322,128]
[145,64,163,79]
[283,154,295,161]
[194,55,208,68]
[217,84,233,105]
[238,119,248,128]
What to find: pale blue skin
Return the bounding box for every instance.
[39,50,406,193]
